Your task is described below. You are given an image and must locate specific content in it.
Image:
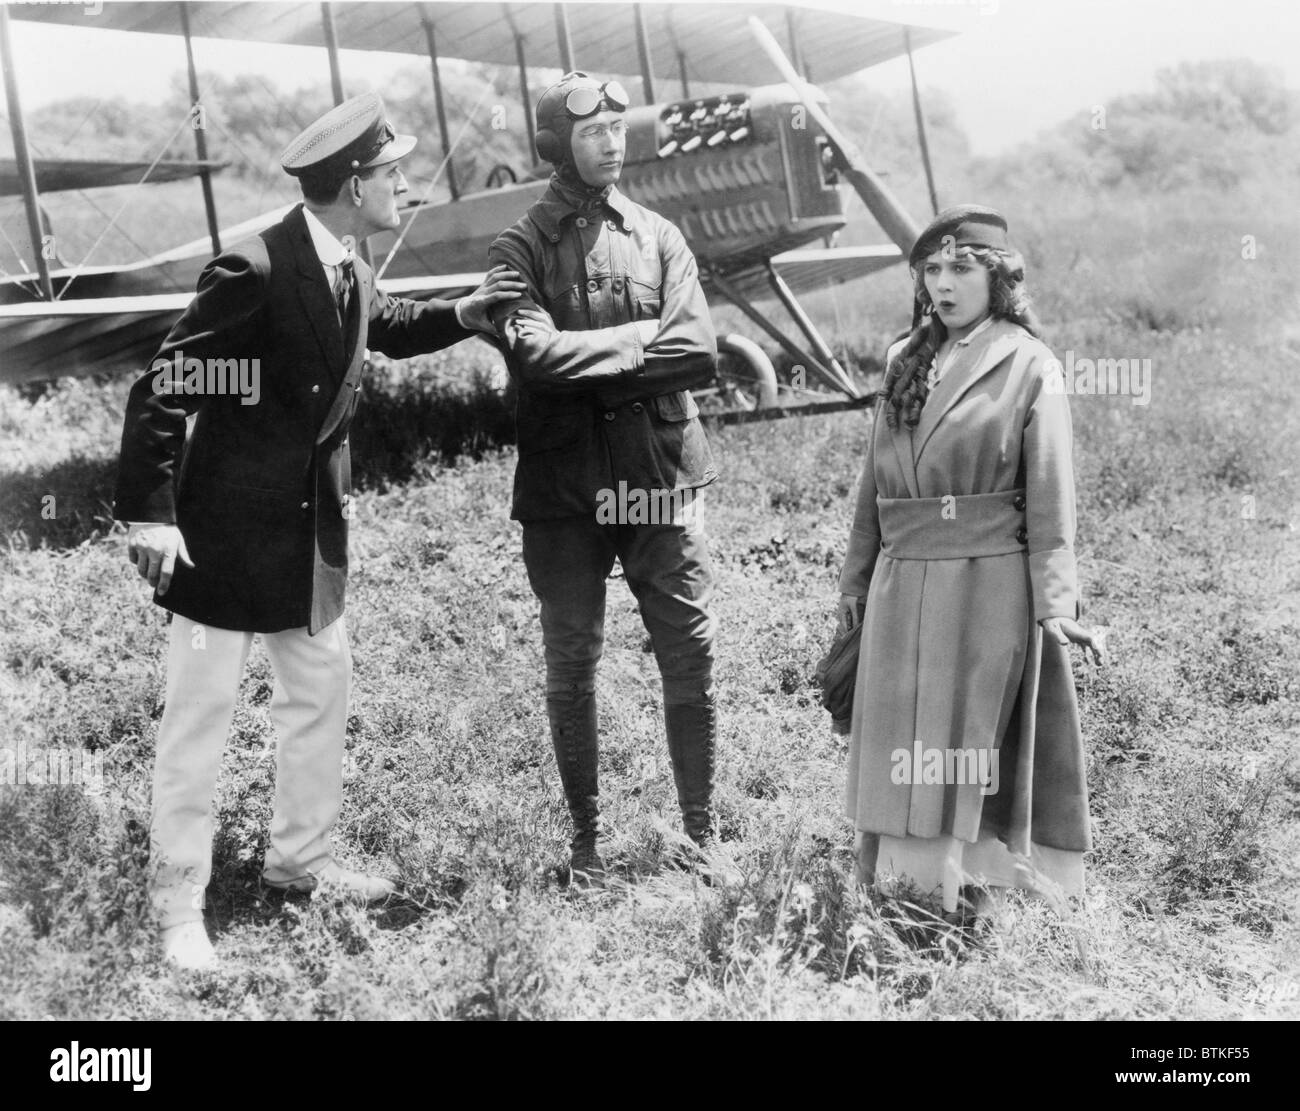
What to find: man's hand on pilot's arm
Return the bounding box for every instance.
[127,523,194,596]
[454,265,529,334]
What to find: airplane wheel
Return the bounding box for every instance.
[716,333,779,410]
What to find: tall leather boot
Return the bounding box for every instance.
[545,691,605,888]
[664,696,717,846]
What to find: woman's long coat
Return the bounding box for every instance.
[838,317,1091,856]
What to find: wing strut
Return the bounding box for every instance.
[905,27,939,216]
[705,267,855,398]
[178,2,221,256]
[419,5,460,200]
[320,2,346,104]
[632,3,655,103]
[504,6,536,157]
[553,3,574,70]
[0,3,53,300]
[765,262,858,396]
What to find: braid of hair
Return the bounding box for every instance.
[879,316,942,430]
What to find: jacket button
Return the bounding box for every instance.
[587,279,599,293]
[341,437,348,446]
[354,385,362,393]
[301,501,310,511]
[550,233,560,242]
[1015,527,1028,544]
[613,280,624,294]
[1012,494,1027,511]
[311,384,320,393]
[575,217,588,228]
[604,411,616,422]
[631,402,643,413]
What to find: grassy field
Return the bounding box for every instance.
[2,282,1297,1018]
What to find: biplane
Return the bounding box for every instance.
[0,1,954,416]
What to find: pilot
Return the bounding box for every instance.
[114,93,524,969]
[488,72,730,887]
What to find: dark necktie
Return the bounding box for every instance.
[333,256,354,327]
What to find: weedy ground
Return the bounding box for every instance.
[1,222,1298,1019]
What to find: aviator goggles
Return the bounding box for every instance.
[563,80,630,119]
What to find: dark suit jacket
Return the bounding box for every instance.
[114,203,473,634]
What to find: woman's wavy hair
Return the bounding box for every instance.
[879,245,1043,430]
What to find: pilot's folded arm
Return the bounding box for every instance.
[488,223,714,397]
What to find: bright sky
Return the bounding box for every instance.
[4,0,1297,155]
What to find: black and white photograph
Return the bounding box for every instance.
[0,0,1296,1044]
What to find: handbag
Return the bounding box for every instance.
[814,621,863,735]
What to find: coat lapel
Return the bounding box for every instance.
[913,318,1025,464]
[888,419,922,499]
[286,205,346,374]
[316,255,373,446]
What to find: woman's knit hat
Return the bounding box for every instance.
[908,204,1011,269]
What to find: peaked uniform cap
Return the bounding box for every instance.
[280,92,416,179]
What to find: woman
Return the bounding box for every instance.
[836,204,1105,917]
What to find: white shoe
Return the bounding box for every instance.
[264,863,396,905]
[161,921,218,971]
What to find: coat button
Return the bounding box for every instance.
[550,233,560,242]
[587,279,599,293]
[604,411,616,422]
[311,384,321,393]
[1012,494,1026,511]
[301,501,310,510]
[1015,527,1028,544]
[613,279,624,294]
[631,402,643,413]
[354,385,361,393]
[575,217,588,228]
[341,437,348,446]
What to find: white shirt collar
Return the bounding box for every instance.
[301,205,351,267]
[952,314,996,349]
[929,314,997,388]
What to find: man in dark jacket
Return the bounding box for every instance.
[488,72,726,887]
[115,93,523,968]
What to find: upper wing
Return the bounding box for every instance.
[8,3,955,86]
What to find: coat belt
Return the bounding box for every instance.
[878,489,1028,560]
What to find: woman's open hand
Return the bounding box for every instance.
[1040,617,1106,666]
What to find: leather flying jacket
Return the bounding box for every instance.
[488,175,718,521]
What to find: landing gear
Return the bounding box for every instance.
[708,333,779,411]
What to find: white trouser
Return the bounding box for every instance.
[149,614,352,927]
